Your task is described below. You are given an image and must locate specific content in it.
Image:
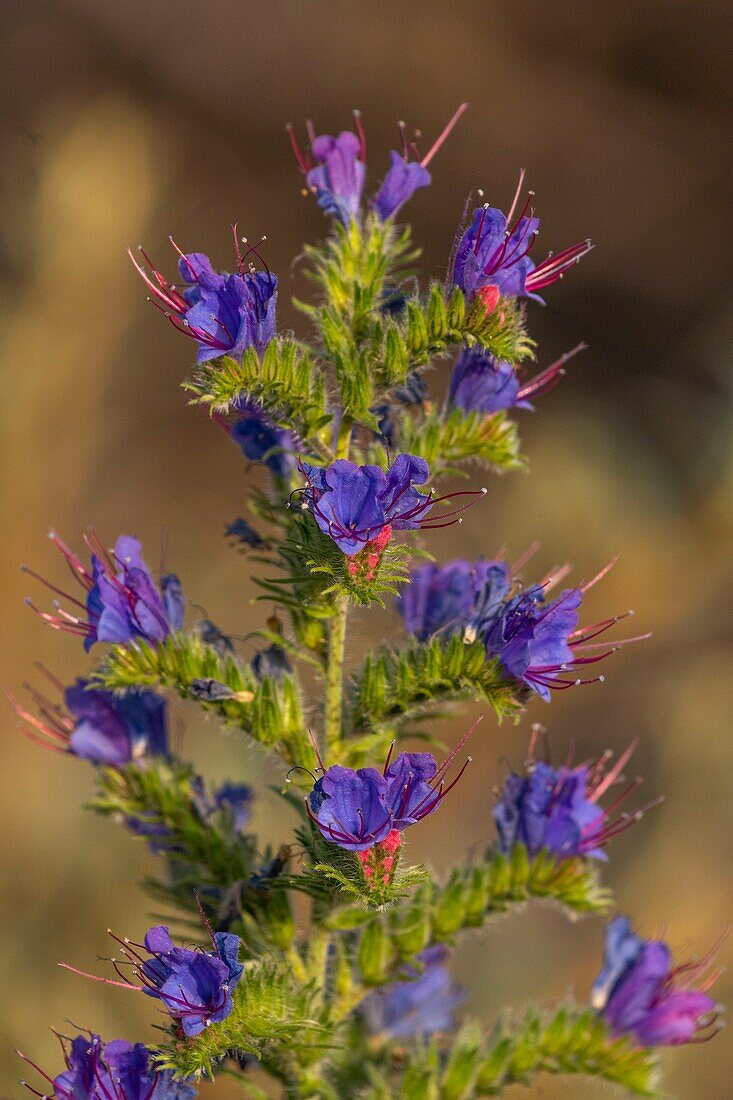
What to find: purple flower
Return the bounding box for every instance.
[452,185,592,303]
[361,946,464,1038]
[397,558,511,642]
[400,556,639,699]
[129,240,277,361]
[214,783,254,834]
[299,453,430,556]
[308,765,391,851]
[303,130,366,224]
[307,745,469,852]
[288,105,466,225]
[449,348,528,414]
[227,398,296,480]
[191,776,254,835]
[592,917,721,1047]
[373,104,467,221]
[160,573,186,631]
[20,1033,196,1100]
[373,151,431,221]
[225,517,266,549]
[25,531,177,652]
[493,740,654,861]
[300,454,489,560]
[484,585,584,701]
[10,677,167,768]
[449,344,587,414]
[136,925,243,1037]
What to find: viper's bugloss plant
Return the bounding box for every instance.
[11,105,721,1100]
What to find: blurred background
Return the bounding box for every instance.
[1,1,731,1096]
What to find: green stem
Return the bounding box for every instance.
[325,597,348,758]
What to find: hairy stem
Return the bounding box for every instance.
[325,597,348,758]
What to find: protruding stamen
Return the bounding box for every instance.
[420,102,468,168]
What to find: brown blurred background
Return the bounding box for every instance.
[1,1,731,1096]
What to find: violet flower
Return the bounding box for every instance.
[592,917,721,1047]
[10,677,168,767]
[227,398,296,480]
[373,151,431,221]
[19,1034,196,1100]
[396,558,511,642]
[493,740,659,860]
[25,531,178,652]
[452,176,592,303]
[299,453,485,557]
[400,556,643,699]
[361,945,464,1038]
[129,239,277,361]
[307,742,470,852]
[288,105,467,224]
[130,925,243,1037]
[449,344,587,414]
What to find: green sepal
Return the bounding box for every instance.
[153,961,324,1078]
[349,635,523,744]
[90,633,312,766]
[398,407,524,477]
[183,337,332,452]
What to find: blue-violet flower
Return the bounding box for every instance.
[361,945,464,1038]
[10,676,168,767]
[307,740,470,852]
[591,917,721,1046]
[25,531,178,652]
[19,1034,196,1100]
[493,739,658,860]
[452,176,592,303]
[448,344,587,415]
[129,237,277,361]
[299,454,485,557]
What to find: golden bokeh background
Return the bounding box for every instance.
[1,2,731,1096]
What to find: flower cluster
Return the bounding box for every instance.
[24,532,182,651]
[288,105,467,225]
[10,103,722,1098]
[592,917,721,1046]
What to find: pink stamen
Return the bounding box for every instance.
[420,102,468,168]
